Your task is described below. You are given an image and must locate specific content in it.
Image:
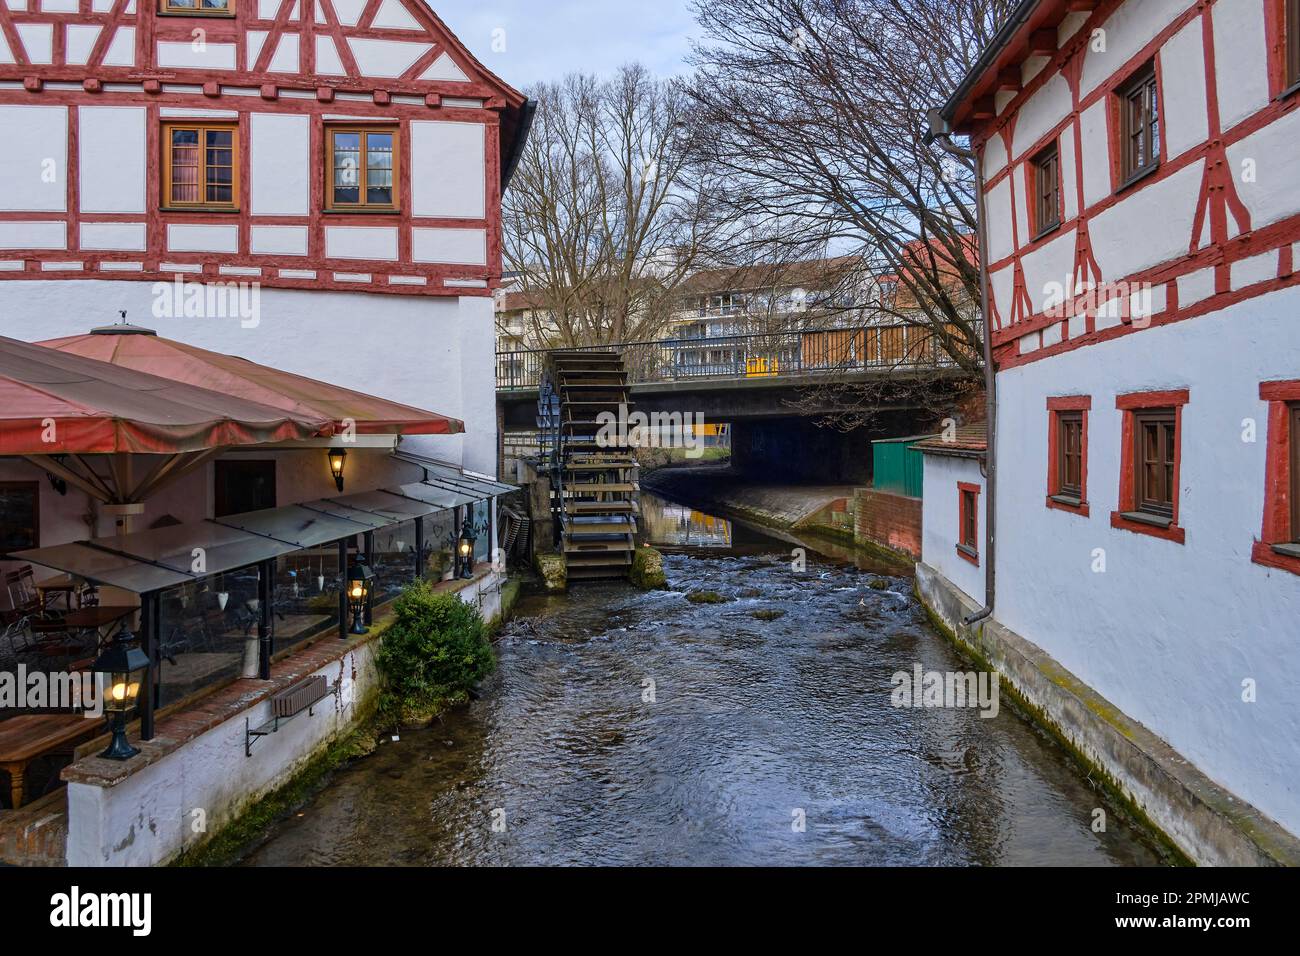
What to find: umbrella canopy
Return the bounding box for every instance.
[0,334,332,456]
[39,324,465,436]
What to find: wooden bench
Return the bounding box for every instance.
[0,715,103,810]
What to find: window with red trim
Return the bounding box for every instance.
[1118,61,1160,186]
[1112,390,1188,543]
[1031,141,1061,238]
[1289,0,1300,88]
[957,483,980,565]
[1253,381,1300,575]
[1047,396,1090,514]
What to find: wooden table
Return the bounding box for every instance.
[0,714,102,809]
[63,605,136,647]
[35,575,79,612]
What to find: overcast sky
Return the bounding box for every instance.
[432,0,700,87]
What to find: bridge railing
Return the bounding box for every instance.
[495,322,979,391]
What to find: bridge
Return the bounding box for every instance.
[496,323,977,482]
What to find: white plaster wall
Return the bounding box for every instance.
[156,41,237,71]
[1226,106,1300,233]
[79,106,146,215]
[1088,160,1203,280]
[0,280,498,475]
[1020,229,1076,314]
[0,105,65,212]
[410,120,485,220]
[1011,71,1071,159]
[985,178,1014,264]
[325,225,399,261]
[994,284,1300,836]
[1079,0,1191,97]
[167,224,240,254]
[249,112,310,217]
[411,227,487,265]
[67,641,381,866]
[921,453,986,608]
[1213,0,1270,132]
[1078,101,1112,209]
[982,133,1007,181]
[1159,18,1209,160]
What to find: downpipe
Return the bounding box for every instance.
[928,114,998,628]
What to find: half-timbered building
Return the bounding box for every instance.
[924,0,1300,860]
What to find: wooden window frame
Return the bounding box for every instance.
[1133,408,1177,518]
[0,481,39,558]
[162,121,240,211]
[325,125,401,213]
[1289,0,1300,90]
[957,482,980,566]
[1112,389,1188,544]
[1117,61,1160,188]
[1031,140,1062,239]
[159,0,236,17]
[1253,381,1300,575]
[1047,395,1090,515]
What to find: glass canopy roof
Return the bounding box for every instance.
[12,469,513,595]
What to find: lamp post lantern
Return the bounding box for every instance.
[345,563,374,635]
[92,626,150,761]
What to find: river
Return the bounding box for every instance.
[240,492,1165,867]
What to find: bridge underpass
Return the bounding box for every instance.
[496,325,977,483]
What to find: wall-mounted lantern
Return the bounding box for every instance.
[92,626,150,761]
[328,447,348,493]
[345,563,374,635]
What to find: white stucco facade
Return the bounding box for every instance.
[919,453,987,609]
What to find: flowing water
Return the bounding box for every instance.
[241,493,1164,867]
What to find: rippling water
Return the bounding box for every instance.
[241,497,1163,867]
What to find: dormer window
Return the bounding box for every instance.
[160,0,235,14]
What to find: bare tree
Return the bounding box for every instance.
[685,0,1018,425]
[503,64,717,348]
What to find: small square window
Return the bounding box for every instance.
[1119,62,1160,184]
[1032,142,1061,237]
[327,127,399,211]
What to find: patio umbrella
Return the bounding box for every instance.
[39,324,465,436]
[0,334,333,505]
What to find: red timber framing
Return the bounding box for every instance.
[1046,394,1090,516]
[957,481,981,566]
[945,0,1300,369]
[1112,389,1189,545]
[1253,380,1300,576]
[0,0,526,298]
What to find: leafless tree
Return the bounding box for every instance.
[502,64,719,348]
[686,0,1018,426]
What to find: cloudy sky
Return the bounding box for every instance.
[432,0,700,87]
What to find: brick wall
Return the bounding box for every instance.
[853,488,923,560]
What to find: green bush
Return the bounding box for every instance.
[376,581,495,724]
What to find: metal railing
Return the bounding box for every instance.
[496,323,978,391]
